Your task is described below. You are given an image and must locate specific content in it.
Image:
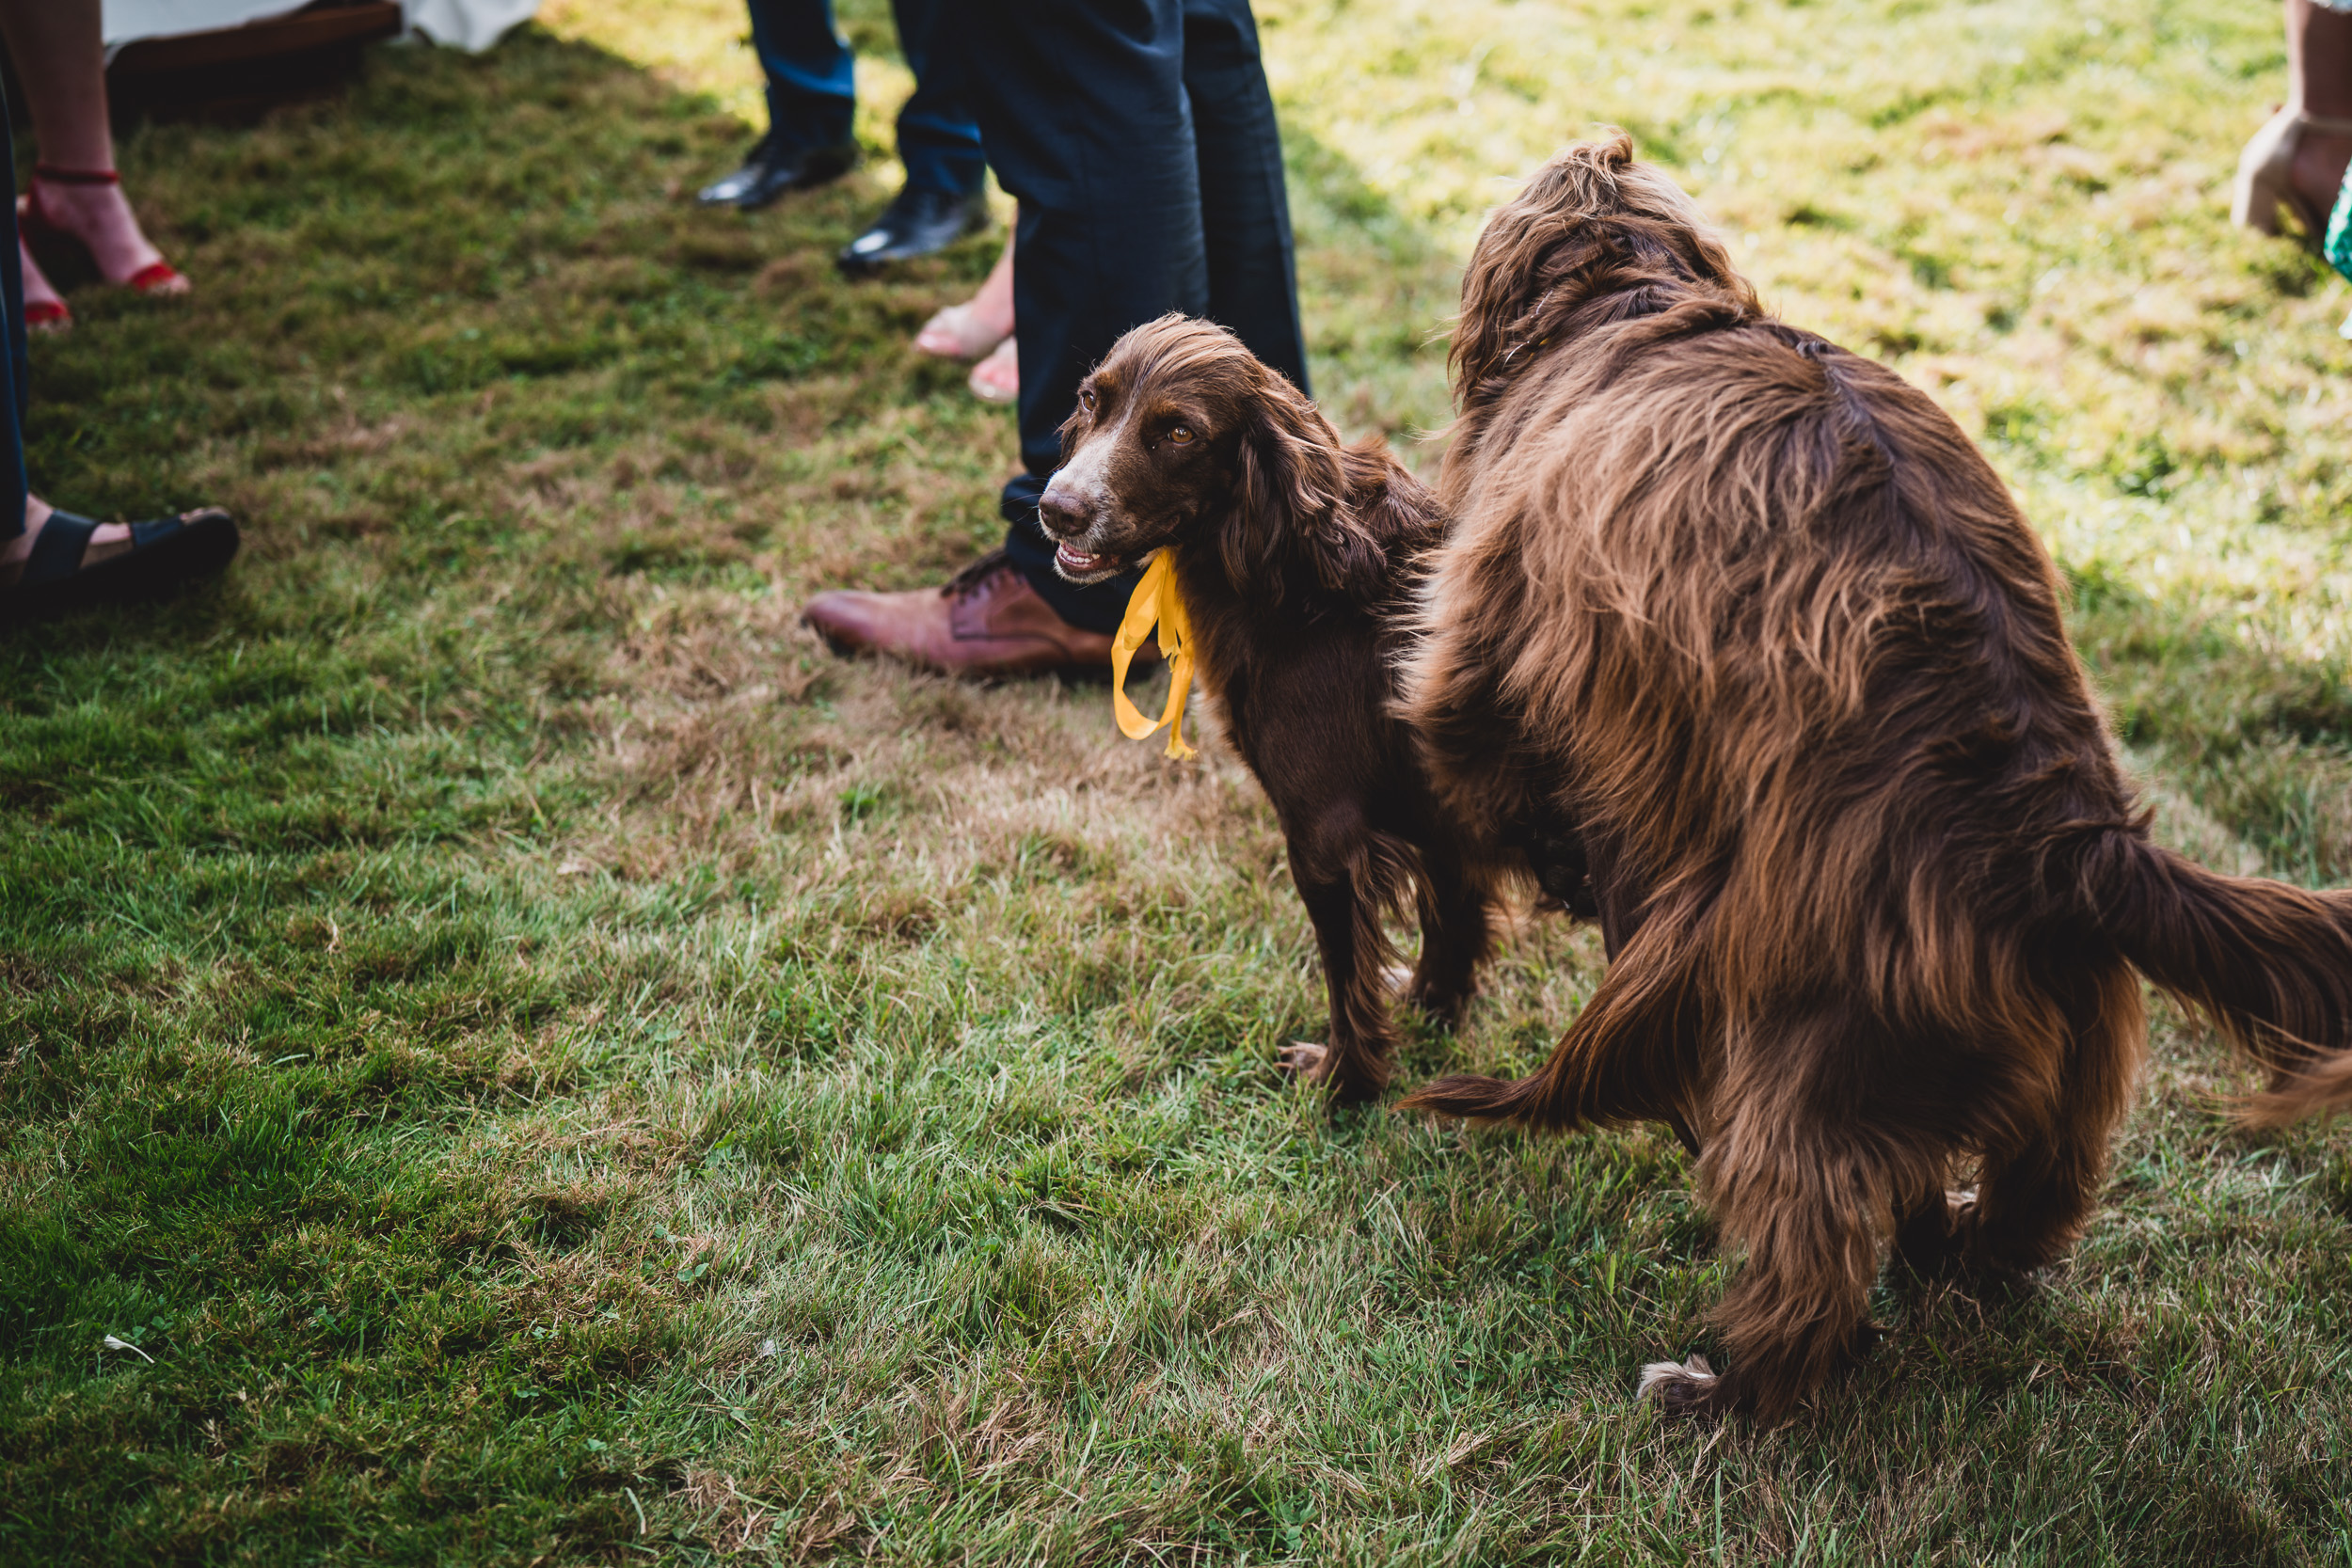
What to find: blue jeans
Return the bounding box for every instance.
[746,0,985,198]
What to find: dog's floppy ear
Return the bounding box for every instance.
[1220,369,1382,604]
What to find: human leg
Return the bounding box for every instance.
[698,0,859,208]
[0,85,236,615]
[983,0,1306,631]
[958,0,1211,634]
[0,1,107,171]
[2234,0,2352,237]
[0,80,119,576]
[832,0,992,273]
[746,0,856,152]
[3,157,24,550]
[889,0,986,199]
[807,0,1202,658]
[1180,0,1310,393]
[0,0,185,294]
[915,230,1015,359]
[804,0,1311,667]
[2291,0,2352,222]
[961,0,1207,478]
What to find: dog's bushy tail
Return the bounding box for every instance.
[1397,1069,1550,1121]
[2092,832,2352,1124]
[1398,902,1705,1132]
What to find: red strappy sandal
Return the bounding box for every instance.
[20,165,186,294]
[18,239,70,331]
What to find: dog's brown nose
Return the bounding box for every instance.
[1037,484,1089,539]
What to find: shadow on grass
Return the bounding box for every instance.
[2068,556,2352,883]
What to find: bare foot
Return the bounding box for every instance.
[915,230,1014,360]
[968,337,1019,404]
[27,173,187,293]
[0,496,132,587]
[18,241,68,331]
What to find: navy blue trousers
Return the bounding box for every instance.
[950,0,1308,633]
[746,0,984,198]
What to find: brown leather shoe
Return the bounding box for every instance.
[802,549,1148,678]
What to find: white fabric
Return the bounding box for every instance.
[401,0,537,51]
[102,0,537,53]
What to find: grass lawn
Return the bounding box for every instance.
[6,0,2352,1560]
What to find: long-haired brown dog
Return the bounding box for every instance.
[1034,315,1499,1103]
[1394,135,2352,1421]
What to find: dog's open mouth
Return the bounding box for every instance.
[1054,541,1122,577]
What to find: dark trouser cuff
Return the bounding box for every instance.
[763,93,857,154]
[899,150,989,200]
[897,120,987,200]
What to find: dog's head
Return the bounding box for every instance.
[1452,133,1757,410]
[1037,315,1385,605]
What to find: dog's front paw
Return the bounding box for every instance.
[1402,974,1473,1025]
[1278,1040,1330,1077]
[1277,1041,1383,1105]
[1636,1354,1725,1418]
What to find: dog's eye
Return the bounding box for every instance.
[1078,387,1098,413]
[1167,425,1195,445]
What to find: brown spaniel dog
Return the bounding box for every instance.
[1395,135,2352,1421]
[1036,315,1502,1104]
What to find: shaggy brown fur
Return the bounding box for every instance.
[1393,134,2352,1423]
[1035,315,1502,1102]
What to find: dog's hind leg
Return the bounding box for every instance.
[1643,1006,1930,1423]
[1401,887,1710,1131]
[1404,848,1496,1025]
[1947,963,2143,1280]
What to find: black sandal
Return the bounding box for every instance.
[0,506,240,625]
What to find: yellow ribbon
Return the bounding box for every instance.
[1111,550,1197,760]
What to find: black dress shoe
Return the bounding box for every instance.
[696,134,861,210]
[835,184,991,276]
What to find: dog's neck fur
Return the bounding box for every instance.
[1444,288,1752,512]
